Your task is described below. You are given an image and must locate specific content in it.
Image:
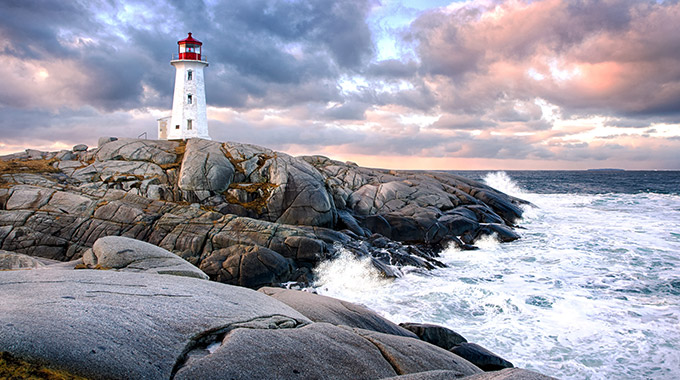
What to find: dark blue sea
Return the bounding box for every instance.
[449,170,680,195]
[313,170,680,380]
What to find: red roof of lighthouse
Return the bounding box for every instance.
[178,32,202,46]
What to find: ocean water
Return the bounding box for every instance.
[313,171,680,379]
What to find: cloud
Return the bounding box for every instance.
[0,0,678,170]
[409,0,680,117]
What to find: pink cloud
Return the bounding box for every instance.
[410,0,680,116]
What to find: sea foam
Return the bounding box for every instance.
[313,172,680,379]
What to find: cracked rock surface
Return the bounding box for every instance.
[0,270,310,380]
[0,137,527,287]
[0,269,524,380]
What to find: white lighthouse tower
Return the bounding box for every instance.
[158,33,210,140]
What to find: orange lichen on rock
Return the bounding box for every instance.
[0,159,59,175]
[0,351,89,380]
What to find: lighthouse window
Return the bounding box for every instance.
[187,70,192,80]
[175,125,180,129]
[187,120,193,130]
[187,94,193,104]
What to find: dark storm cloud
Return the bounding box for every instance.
[0,1,93,59]
[1,0,679,169]
[0,0,375,113]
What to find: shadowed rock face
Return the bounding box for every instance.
[0,137,528,287]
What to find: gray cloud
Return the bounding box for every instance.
[1,0,679,169]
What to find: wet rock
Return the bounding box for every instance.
[399,322,468,350]
[437,214,479,236]
[84,236,209,279]
[380,369,476,379]
[259,287,417,338]
[450,342,514,372]
[462,223,521,244]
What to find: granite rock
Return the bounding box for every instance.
[178,138,234,194]
[345,327,482,377]
[451,343,515,372]
[460,368,557,380]
[0,250,45,270]
[399,322,468,350]
[174,323,399,380]
[259,287,418,338]
[0,270,311,380]
[84,235,209,279]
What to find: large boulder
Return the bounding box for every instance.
[450,343,515,372]
[0,270,311,380]
[259,287,417,338]
[199,244,293,287]
[175,323,482,380]
[178,138,234,194]
[0,250,45,270]
[223,143,336,227]
[399,322,468,350]
[174,323,400,380]
[345,327,482,376]
[82,236,208,280]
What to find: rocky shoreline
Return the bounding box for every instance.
[0,137,526,288]
[0,138,554,379]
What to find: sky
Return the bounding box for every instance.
[1,0,679,170]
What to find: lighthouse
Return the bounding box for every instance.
[158,33,210,140]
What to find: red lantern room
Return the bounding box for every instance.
[177,32,202,60]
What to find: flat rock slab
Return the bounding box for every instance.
[84,236,209,280]
[0,270,311,380]
[259,287,418,338]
